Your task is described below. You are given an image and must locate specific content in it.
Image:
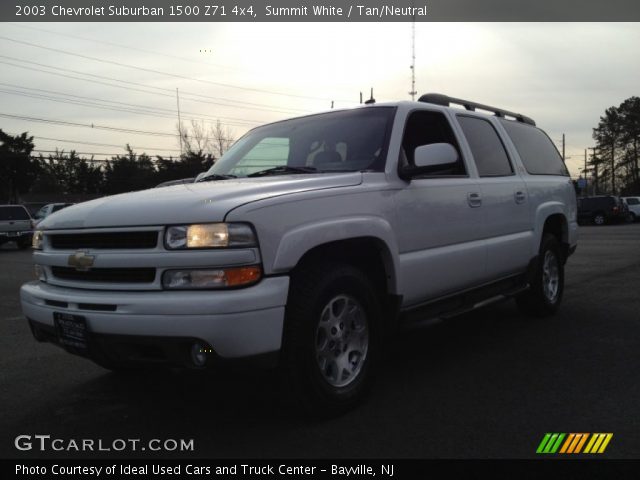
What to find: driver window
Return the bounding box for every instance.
[401,110,465,176]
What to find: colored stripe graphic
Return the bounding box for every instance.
[584,433,614,454]
[538,433,613,454]
[536,433,565,454]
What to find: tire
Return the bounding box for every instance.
[516,234,564,317]
[628,213,636,223]
[283,261,381,416]
[18,239,31,249]
[593,213,606,225]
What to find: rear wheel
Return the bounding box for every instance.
[283,261,381,416]
[517,234,564,317]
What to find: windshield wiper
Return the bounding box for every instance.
[196,173,237,182]
[246,166,318,177]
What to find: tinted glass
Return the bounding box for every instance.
[401,110,465,175]
[626,198,640,205]
[500,120,568,176]
[207,107,395,177]
[457,116,512,176]
[52,204,66,213]
[0,206,30,220]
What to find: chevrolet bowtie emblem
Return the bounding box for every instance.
[68,251,95,271]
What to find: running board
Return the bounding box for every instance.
[400,275,529,329]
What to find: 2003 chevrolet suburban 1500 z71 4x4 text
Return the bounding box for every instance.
[21,94,578,413]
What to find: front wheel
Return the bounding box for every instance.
[283,262,381,416]
[517,234,564,317]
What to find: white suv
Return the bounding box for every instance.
[21,94,578,413]
[622,196,640,222]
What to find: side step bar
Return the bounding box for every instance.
[399,275,529,329]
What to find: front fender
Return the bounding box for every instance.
[271,216,400,294]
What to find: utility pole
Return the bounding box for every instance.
[588,147,599,195]
[176,88,183,155]
[562,134,565,162]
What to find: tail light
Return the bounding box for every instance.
[613,206,619,213]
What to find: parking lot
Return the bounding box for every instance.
[1,224,639,459]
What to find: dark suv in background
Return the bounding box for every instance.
[577,195,628,225]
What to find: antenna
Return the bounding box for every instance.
[409,9,417,101]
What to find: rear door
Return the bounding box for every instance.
[455,114,533,280]
[0,206,32,234]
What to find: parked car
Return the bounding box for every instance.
[577,195,628,225]
[22,93,577,413]
[0,205,33,249]
[621,196,640,222]
[33,203,75,226]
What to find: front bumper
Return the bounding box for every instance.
[20,277,289,365]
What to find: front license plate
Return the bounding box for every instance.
[54,312,89,351]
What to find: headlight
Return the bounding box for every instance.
[32,230,44,250]
[165,223,256,249]
[162,266,261,289]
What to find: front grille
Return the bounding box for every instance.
[51,266,156,283]
[49,231,158,250]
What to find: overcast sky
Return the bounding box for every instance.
[1,22,639,177]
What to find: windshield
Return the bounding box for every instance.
[204,107,395,178]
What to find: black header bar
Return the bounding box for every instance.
[2,0,640,22]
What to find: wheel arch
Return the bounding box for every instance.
[271,216,400,295]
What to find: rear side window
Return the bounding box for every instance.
[626,198,639,205]
[457,116,513,176]
[500,120,568,176]
[0,206,30,220]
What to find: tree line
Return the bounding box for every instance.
[0,120,235,203]
[590,96,640,195]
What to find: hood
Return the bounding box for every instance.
[40,173,362,230]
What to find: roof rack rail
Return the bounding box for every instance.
[418,93,536,126]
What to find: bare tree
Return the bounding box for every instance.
[176,120,235,160]
[212,120,235,158]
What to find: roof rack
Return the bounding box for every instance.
[418,93,536,126]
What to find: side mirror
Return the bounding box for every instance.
[400,143,459,179]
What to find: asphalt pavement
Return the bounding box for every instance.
[1,224,639,459]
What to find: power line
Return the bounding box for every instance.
[0,35,355,103]
[34,149,146,156]
[0,87,261,128]
[7,22,247,74]
[0,112,237,142]
[0,55,308,115]
[0,112,176,137]
[4,132,181,152]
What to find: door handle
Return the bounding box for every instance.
[467,192,482,208]
[515,191,526,204]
